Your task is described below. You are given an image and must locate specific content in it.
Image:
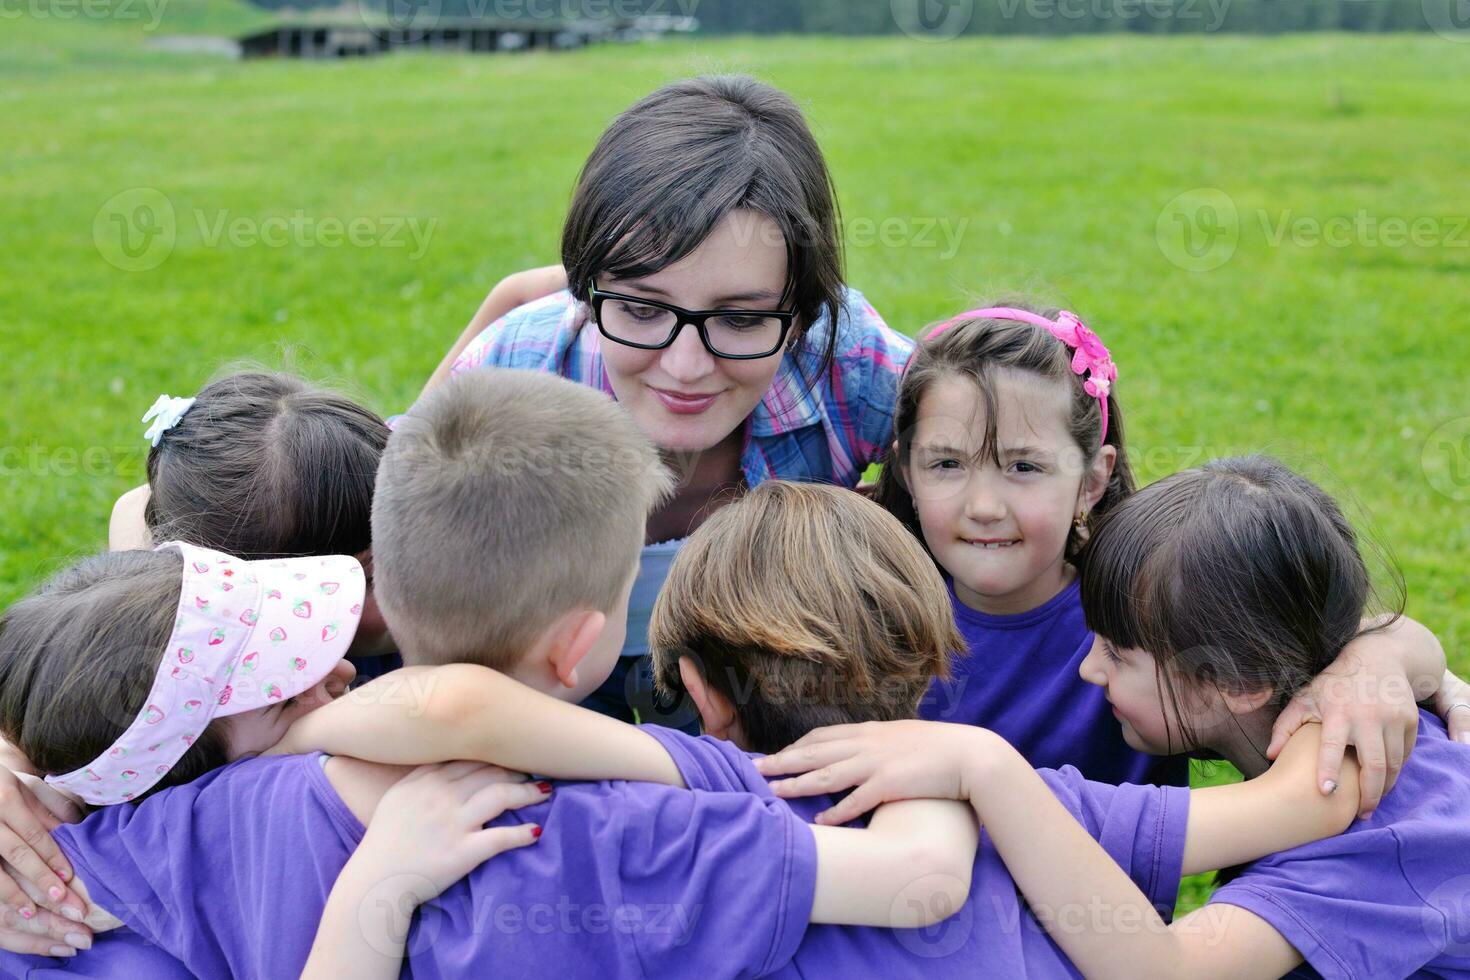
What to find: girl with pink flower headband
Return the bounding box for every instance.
[0,545,546,963]
[871,300,1459,810]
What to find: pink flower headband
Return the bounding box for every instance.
[45,541,365,806]
[925,307,1118,445]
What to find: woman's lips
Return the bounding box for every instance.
[651,386,721,415]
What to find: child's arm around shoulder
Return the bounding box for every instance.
[271,664,685,788]
[808,799,977,928]
[1183,724,1360,876]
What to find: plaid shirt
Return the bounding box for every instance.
[452,287,913,488]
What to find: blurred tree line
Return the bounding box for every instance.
[685,0,1443,34]
[276,0,1462,36]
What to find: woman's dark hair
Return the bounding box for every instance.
[873,302,1134,563]
[0,550,230,801]
[1078,455,1400,754]
[562,75,846,386]
[145,372,387,559]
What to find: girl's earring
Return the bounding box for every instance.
[1072,510,1091,540]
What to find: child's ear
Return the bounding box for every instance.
[545,609,608,691]
[1079,444,1118,513]
[677,656,738,740]
[1220,684,1275,717]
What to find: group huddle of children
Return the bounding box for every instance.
[0,297,1466,978]
[3,72,1470,979]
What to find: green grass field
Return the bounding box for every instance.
[2,4,1468,916]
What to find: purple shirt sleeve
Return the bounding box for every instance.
[1037,765,1191,915]
[49,755,359,978]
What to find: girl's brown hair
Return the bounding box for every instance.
[562,75,846,389]
[1078,455,1399,755]
[649,481,964,754]
[146,371,387,559]
[873,302,1135,563]
[0,550,230,800]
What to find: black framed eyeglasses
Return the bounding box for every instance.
[588,284,796,360]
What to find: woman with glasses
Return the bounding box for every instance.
[431,75,913,729]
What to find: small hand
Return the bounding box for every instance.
[754,720,977,826]
[0,769,88,930]
[1267,644,1417,818]
[352,762,549,905]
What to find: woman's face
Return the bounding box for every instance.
[223,658,356,760]
[594,209,792,454]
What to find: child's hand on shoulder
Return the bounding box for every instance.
[348,762,550,907]
[756,720,995,825]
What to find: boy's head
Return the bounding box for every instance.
[650,481,964,753]
[372,370,673,699]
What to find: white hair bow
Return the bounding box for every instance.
[142,394,197,447]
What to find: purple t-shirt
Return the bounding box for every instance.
[643,726,1191,978]
[1210,711,1470,979]
[919,579,1190,788]
[17,753,815,979]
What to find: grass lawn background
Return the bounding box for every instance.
[3,5,1467,914]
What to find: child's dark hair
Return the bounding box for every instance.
[562,75,845,382]
[145,372,387,559]
[1078,455,1399,753]
[0,550,230,801]
[873,302,1134,562]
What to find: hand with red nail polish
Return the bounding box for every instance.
[301,762,546,979]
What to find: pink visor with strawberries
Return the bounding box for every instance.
[45,541,365,806]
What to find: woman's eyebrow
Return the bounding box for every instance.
[710,289,785,306]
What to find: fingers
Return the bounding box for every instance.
[1315,716,1350,797]
[767,758,869,801]
[756,738,863,779]
[1266,700,1307,760]
[1353,729,1388,819]
[449,764,527,787]
[0,821,80,921]
[1449,702,1470,745]
[1378,724,1407,803]
[463,781,551,826]
[814,783,885,826]
[0,869,36,922]
[0,904,90,957]
[464,823,542,865]
[0,927,78,958]
[402,760,482,785]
